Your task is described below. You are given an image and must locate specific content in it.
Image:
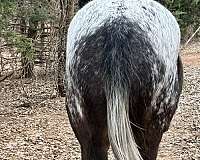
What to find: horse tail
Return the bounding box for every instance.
[105,80,143,160]
[103,20,144,160]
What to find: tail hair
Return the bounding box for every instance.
[105,81,143,160]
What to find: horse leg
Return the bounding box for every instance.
[81,125,110,160]
[130,118,162,160]
[66,95,109,160]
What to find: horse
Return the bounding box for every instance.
[65,0,183,159]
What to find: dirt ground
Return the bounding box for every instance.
[0,43,199,160]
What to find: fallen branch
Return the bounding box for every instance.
[181,25,200,50]
[0,71,15,82]
[0,67,22,82]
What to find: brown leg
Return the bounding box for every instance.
[131,122,163,160]
[66,95,110,160]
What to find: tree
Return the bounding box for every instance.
[57,0,76,97]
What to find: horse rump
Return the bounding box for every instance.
[65,1,183,160]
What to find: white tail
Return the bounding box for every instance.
[106,83,143,160]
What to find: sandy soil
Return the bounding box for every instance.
[0,43,199,160]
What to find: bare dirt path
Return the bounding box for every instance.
[0,43,199,160]
[182,54,200,66]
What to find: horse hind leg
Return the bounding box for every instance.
[66,94,110,160]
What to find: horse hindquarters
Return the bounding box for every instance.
[66,1,182,159]
[67,17,164,160]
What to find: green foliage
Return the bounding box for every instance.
[0,0,16,31]
[3,31,35,61]
[15,35,35,61]
[163,0,200,36]
[0,0,35,61]
[0,0,53,61]
[18,0,55,25]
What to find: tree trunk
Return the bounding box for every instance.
[21,19,37,78]
[19,18,32,78]
[57,0,75,97]
[19,0,37,78]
